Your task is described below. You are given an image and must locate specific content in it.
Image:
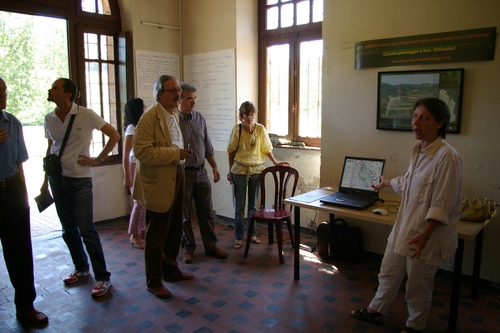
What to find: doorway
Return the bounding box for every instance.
[1,11,69,237]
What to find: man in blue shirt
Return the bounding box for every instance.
[178,82,228,263]
[0,76,48,325]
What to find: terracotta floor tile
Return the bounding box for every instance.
[1,218,499,332]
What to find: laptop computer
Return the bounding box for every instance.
[320,156,386,209]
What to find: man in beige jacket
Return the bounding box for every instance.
[133,75,193,299]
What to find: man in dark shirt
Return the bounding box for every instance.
[178,82,228,263]
[0,76,48,326]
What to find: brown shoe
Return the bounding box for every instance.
[206,247,228,259]
[183,252,194,264]
[147,284,172,299]
[16,309,49,325]
[164,271,194,282]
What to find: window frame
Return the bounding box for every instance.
[77,25,130,163]
[0,0,130,165]
[77,0,119,21]
[258,0,322,147]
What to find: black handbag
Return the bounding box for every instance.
[43,114,76,176]
[330,218,364,263]
[43,154,63,176]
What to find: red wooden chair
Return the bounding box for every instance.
[243,165,299,264]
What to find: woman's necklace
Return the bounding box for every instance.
[243,123,255,134]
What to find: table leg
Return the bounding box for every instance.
[471,229,484,300]
[294,206,300,280]
[449,238,464,333]
[329,214,336,259]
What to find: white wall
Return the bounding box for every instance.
[92,165,130,221]
[182,0,245,219]
[321,0,500,282]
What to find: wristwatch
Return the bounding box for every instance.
[418,230,430,240]
[95,155,104,163]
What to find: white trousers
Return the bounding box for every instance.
[368,244,440,331]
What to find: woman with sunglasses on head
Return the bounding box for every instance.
[226,101,289,249]
[123,98,146,249]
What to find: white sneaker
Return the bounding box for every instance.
[63,270,90,284]
[91,281,112,298]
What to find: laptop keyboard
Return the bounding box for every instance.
[336,192,373,201]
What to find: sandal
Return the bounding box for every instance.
[130,235,144,249]
[251,236,261,244]
[401,327,421,333]
[350,308,383,325]
[233,240,242,249]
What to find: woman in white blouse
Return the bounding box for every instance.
[122,98,146,249]
[351,98,463,333]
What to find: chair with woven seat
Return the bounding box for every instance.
[243,165,299,264]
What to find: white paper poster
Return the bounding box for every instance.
[184,49,235,152]
[135,50,179,108]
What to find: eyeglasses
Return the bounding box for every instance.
[185,97,197,102]
[250,134,256,147]
[163,88,182,95]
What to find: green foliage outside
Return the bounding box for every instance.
[0,11,69,125]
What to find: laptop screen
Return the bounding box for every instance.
[339,156,386,194]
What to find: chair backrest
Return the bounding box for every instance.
[259,165,299,211]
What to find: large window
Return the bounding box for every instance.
[0,0,129,162]
[259,0,323,147]
[83,31,119,155]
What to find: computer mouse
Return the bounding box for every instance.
[372,208,388,216]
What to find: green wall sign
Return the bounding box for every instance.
[355,27,496,69]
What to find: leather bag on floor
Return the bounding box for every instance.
[316,221,330,257]
[330,218,364,263]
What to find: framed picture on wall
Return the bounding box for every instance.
[377,68,464,133]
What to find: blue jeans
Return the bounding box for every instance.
[49,175,110,282]
[232,173,260,241]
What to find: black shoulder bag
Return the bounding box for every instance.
[43,114,76,176]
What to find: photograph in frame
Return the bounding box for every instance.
[377,69,464,133]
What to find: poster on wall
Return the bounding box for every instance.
[377,68,464,133]
[135,50,179,108]
[355,27,496,69]
[184,49,236,152]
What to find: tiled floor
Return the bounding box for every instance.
[1,218,500,333]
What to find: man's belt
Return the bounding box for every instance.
[0,173,18,187]
[184,164,204,171]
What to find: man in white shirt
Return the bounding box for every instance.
[133,75,193,299]
[41,78,120,298]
